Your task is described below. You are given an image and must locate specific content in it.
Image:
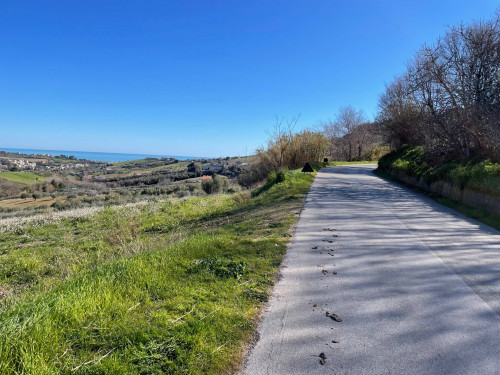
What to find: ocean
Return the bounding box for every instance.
[0,148,201,163]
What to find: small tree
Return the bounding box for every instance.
[187,162,202,177]
[32,193,40,201]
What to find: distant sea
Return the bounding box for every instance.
[0,148,201,163]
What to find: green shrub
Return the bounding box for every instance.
[378,146,500,196]
[252,169,289,197]
[201,175,229,195]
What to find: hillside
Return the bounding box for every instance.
[0,150,254,220]
[0,165,322,374]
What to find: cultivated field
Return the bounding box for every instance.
[0,171,45,184]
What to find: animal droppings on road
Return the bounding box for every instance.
[326,311,342,322]
[319,352,327,365]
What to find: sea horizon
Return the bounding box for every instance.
[0,147,204,163]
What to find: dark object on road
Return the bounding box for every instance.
[332,340,340,344]
[302,162,314,173]
[326,311,342,322]
[324,158,328,162]
[319,352,327,365]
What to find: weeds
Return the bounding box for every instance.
[189,257,247,279]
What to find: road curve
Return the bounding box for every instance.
[243,164,500,375]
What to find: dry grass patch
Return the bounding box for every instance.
[0,197,65,208]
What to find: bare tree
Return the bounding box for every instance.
[378,10,500,162]
[259,116,298,171]
[323,106,368,161]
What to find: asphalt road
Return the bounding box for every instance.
[243,164,500,375]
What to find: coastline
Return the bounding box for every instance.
[0,147,203,162]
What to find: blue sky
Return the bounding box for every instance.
[1,1,498,157]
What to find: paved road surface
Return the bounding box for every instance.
[244,165,500,375]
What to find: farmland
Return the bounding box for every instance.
[0,171,45,184]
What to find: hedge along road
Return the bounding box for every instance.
[243,164,500,375]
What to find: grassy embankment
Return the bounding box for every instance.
[0,164,323,374]
[376,146,500,230]
[0,171,45,184]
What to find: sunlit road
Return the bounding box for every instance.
[244,164,500,375]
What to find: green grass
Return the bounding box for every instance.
[377,146,500,197]
[0,171,45,184]
[0,167,318,374]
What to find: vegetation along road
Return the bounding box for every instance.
[244,164,500,375]
[0,166,318,374]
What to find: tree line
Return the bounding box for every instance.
[238,113,384,187]
[240,10,500,186]
[378,11,500,163]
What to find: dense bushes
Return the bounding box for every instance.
[378,146,500,196]
[238,124,328,187]
[201,175,230,194]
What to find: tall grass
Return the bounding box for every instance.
[0,167,317,374]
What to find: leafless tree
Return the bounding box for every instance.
[259,116,298,171]
[323,106,372,161]
[378,11,500,162]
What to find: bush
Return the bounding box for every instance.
[237,164,269,188]
[252,169,288,197]
[378,146,500,196]
[275,170,286,183]
[201,175,228,195]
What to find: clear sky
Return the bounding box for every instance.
[1,1,498,157]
